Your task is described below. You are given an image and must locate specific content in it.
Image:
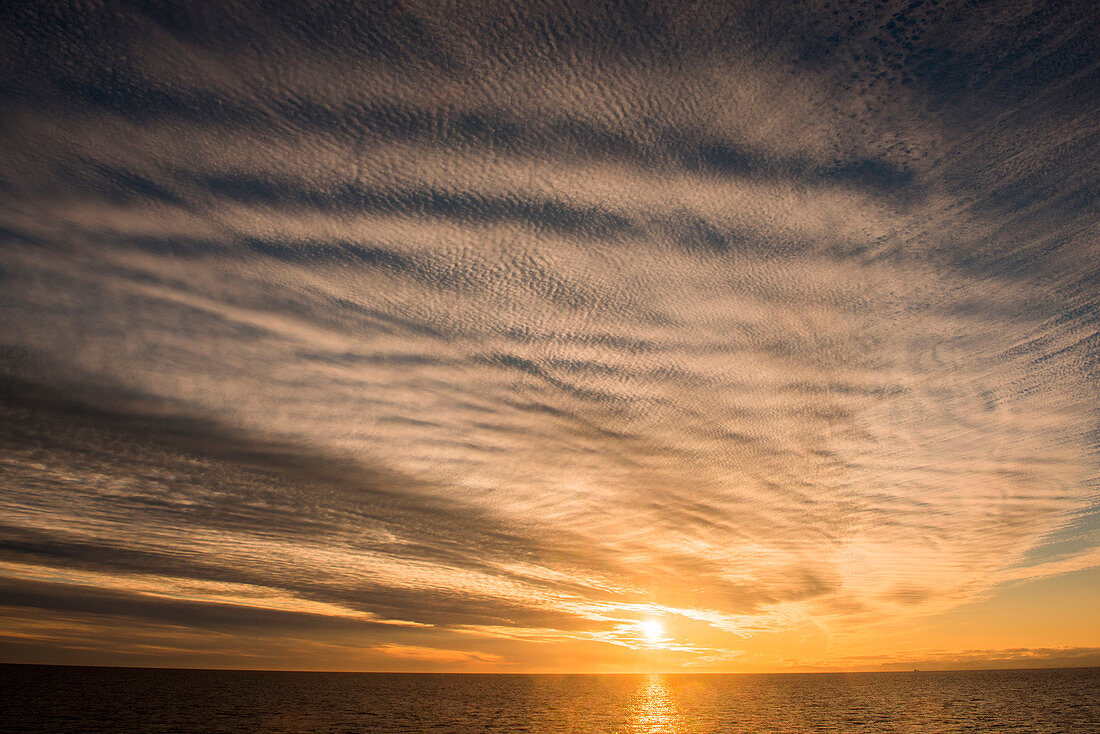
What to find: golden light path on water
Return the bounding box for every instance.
[627,675,686,734]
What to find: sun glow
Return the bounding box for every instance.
[639,620,663,642]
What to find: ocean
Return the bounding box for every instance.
[1,665,1097,733]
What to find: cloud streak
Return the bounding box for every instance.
[1,0,1098,670]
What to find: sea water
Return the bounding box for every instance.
[1,665,1097,733]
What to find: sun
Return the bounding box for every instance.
[639,619,663,642]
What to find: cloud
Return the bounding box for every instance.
[836,647,1100,672]
[373,644,504,664]
[0,0,1098,669]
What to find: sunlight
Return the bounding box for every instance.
[639,619,663,642]
[625,674,685,733]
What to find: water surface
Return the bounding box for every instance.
[2,665,1097,733]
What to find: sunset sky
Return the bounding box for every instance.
[1,0,1098,673]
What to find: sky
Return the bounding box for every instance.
[0,0,1098,673]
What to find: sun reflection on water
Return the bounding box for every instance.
[624,674,686,734]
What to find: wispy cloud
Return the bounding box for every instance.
[829,647,1100,672]
[1,0,1098,669]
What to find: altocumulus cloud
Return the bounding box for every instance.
[0,0,1098,669]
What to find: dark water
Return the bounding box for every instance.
[1,665,1097,733]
